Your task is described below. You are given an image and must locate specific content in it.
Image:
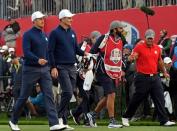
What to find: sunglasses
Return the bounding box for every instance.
[147,38,154,40]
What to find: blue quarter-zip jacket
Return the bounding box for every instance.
[22,27,48,67]
[48,25,84,68]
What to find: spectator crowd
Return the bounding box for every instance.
[1,0,177,19]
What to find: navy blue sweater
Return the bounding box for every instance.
[23,27,48,66]
[48,25,84,67]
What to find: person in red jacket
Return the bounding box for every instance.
[122,29,176,126]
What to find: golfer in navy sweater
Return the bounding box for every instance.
[9,11,66,131]
[48,9,88,130]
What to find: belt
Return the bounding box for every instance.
[137,72,157,77]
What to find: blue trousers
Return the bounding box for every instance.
[11,66,59,126]
[57,65,77,124]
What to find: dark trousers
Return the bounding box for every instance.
[57,65,77,124]
[123,73,168,124]
[72,76,90,117]
[169,67,177,119]
[10,66,59,126]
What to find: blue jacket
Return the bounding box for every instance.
[171,39,177,68]
[23,27,49,67]
[48,25,84,68]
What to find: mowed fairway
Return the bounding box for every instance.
[1,125,177,131]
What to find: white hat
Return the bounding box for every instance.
[8,47,15,52]
[59,9,75,19]
[0,45,8,53]
[163,57,172,64]
[31,11,45,22]
[2,45,8,50]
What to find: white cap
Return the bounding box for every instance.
[163,57,172,64]
[2,45,8,50]
[59,9,75,19]
[0,45,8,53]
[31,11,45,22]
[8,47,15,52]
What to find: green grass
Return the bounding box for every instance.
[0,125,177,131]
[0,112,177,131]
[0,112,171,126]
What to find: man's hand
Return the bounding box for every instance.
[51,68,58,79]
[38,59,48,65]
[84,52,89,56]
[128,52,138,61]
[163,72,170,78]
[84,53,98,60]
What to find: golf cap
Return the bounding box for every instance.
[2,45,8,50]
[8,47,15,52]
[163,57,172,64]
[0,45,8,53]
[59,9,75,19]
[31,11,45,22]
[145,29,155,39]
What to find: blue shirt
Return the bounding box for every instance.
[48,25,84,68]
[29,92,45,108]
[23,27,48,66]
